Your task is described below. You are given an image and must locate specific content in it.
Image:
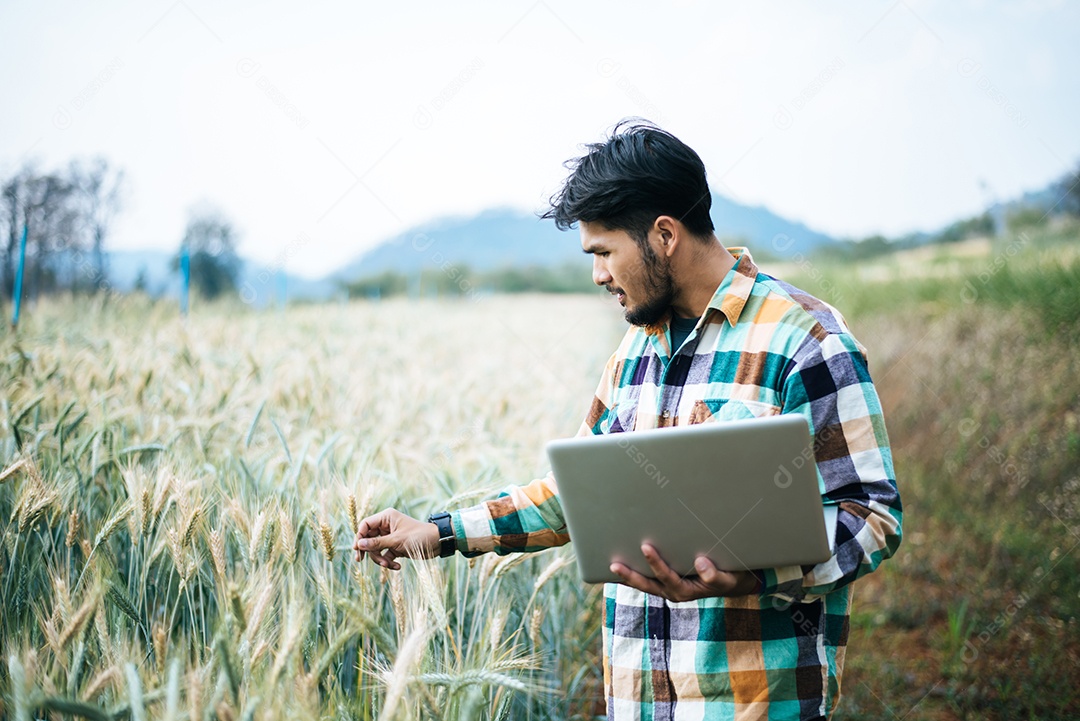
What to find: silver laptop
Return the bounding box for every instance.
[545,414,837,584]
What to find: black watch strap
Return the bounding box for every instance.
[427,511,456,558]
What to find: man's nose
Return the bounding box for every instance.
[593,257,612,286]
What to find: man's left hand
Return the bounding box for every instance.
[609,544,761,602]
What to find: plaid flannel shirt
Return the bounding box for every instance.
[450,249,903,720]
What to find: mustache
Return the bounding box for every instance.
[605,285,624,295]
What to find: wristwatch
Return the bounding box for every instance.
[426,511,457,558]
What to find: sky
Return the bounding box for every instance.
[2,0,1078,279]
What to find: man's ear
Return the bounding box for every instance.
[654,215,681,258]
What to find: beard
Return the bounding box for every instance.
[613,242,675,327]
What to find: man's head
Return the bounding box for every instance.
[542,121,717,326]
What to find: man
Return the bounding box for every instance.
[353,121,903,720]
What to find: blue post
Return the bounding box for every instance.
[11,223,28,327]
[180,244,190,316]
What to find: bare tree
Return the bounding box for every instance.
[23,170,80,298]
[0,159,125,301]
[69,158,124,291]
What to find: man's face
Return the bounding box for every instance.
[581,221,674,327]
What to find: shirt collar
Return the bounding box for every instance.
[707,247,759,328]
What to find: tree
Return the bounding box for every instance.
[69,158,124,291]
[173,207,241,300]
[1,158,124,301]
[0,164,85,299]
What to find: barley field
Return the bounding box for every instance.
[2,230,1080,719]
[0,294,626,720]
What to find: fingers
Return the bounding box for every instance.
[692,556,744,595]
[354,534,404,570]
[356,508,397,541]
[694,555,722,585]
[609,561,665,597]
[372,547,402,571]
[350,508,437,573]
[611,546,743,602]
[353,508,401,563]
[640,544,688,587]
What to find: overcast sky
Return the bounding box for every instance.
[3,1,1078,278]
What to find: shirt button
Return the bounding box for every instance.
[661,410,671,420]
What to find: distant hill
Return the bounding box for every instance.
[332,194,840,283]
[103,195,840,301]
[709,195,836,251]
[331,208,583,280]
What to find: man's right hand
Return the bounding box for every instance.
[352,508,441,570]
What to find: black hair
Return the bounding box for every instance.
[541,119,715,245]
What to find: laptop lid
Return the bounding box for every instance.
[545,414,836,584]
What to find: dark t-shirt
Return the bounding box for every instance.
[669,313,699,352]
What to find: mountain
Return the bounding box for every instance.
[330,208,582,280]
[101,194,842,299]
[709,195,836,252]
[333,195,839,282]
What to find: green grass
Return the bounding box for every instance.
[802,229,1080,720]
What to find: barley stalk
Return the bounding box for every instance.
[64,510,80,548]
[529,607,544,648]
[413,669,531,692]
[278,509,296,563]
[125,662,146,721]
[107,583,140,626]
[93,608,111,664]
[261,514,277,563]
[151,470,174,522]
[489,606,508,652]
[8,654,30,721]
[249,510,268,565]
[164,660,181,721]
[53,576,73,628]
[245,578,274,639]
[318,521,335,563]
[346,494,359,536]
[93,504,132,553]
[270,602,302,684]
[84,666,118,700]
[533,555,572,593]
[140,488,152,536]
[181,506,201,549]
[210,527,227,582]
[378,611,433,721]
[58,592,98,650]
[153,624,168,676]
[389,572,407,639]
[0,456,28,484]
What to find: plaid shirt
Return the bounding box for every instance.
[450,249,903,720]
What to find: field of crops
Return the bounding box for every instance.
[0,294,628,720]
[2,229,1079,719]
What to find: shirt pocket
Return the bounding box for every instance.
[686,398,781,424]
